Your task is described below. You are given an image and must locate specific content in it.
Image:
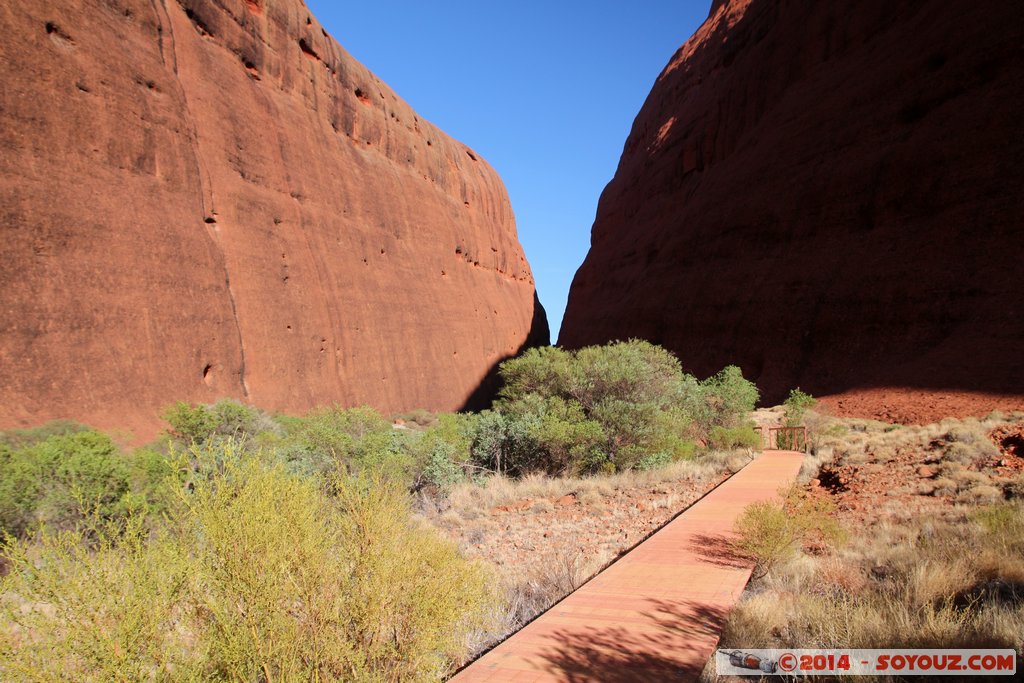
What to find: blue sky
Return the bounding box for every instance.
[306,1,712,339]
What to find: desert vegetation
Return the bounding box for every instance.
[0,340,762,681]
[711,411,1024,680]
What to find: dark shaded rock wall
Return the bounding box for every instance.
[561,0,1023,420]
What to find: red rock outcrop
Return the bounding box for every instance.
[0,0,547,439]
[561,0,1024,422]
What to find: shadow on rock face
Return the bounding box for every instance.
[460,291,550,413]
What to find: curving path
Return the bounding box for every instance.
[451,450,806,682]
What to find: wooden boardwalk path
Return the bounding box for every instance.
[451,450,806,682]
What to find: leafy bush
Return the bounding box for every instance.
[734,486,844,578]
[404,413,484,488]
[282,405,415,483]
[0,430,130,537]
[0,445,497,681]
[776,388,817,449]
[0,420,88,449]
[162,399,266,444]
[783,388,817,425]
[700,365,760,430]
[734,501,795,579]
[709,424,763,451]
[420,440,466,488]
[491,340,740,474]
[0,515,197,681]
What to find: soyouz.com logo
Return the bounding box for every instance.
[716,649,1017,676]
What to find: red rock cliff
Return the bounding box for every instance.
[0,0,547,438]
[561,0,1024,422]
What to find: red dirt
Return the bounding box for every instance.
[990,423,1024,473]
[819,389,1024,426]
[436,473,732,587]
[805,422,1023,528]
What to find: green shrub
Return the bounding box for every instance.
[709,424,763,451]
[0,515,199,681]
[0,446,38,538]
[783,388,817,426]
[734,501,796,579]
[0,430,130,537]
[494,340,726,474]
[162,401,219,443]
[497,345,573,402]
[283,405,415,483]
[420,440,466,488]
[331,476,497,678]
[471,396,605,476]
[701,365,760,429]
[734,487,844,578]
[162,399,267,444]
[404,412,483,488]
[775,388,817,449]
[0,420,88,449]
[1,446,497,681]
[635,450,675,471]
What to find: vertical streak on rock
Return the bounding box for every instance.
[159,0,249,397]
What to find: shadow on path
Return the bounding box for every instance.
[688,533,750,569]
[537,599,729,682]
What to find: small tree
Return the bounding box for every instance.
[783,388,817,426]
[734,486,844,579]
[779,388,817,449]
[700,365,759,429]
[493,340,703,473]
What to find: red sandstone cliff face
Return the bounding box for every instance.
[0,0,547,438]
[561,0,1024,422]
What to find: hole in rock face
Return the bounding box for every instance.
[298,38,319,60]
[202,364,213,385]
[241,56,260,78]
[465,150,477,161]
[184,8,213,36]
[45,21,75,44]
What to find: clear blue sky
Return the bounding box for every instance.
[306,1,712,340]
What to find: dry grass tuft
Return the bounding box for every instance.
[437,451,736,517]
